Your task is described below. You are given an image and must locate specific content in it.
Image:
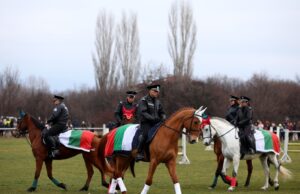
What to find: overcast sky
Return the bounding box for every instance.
[0,0,299,92]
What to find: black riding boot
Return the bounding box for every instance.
[136,135,145,162]
[246,135,256,154]
[44,136,59,158]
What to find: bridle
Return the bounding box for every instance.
[202,123,237,142]
[161,110,202,136]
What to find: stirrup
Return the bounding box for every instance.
[135,153,144,162]
[49,149,59,159]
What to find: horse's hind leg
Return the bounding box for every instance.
[244,160,253,187]
[79,156,94,191]
[267,154,280,190]
[45,160,67,190]
[109,157,128,194]
[259,155,270,190]
[27,159,43,192]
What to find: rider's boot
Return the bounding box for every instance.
[247,135,256,154]
[46,136,59,159]
[135,135,145,162]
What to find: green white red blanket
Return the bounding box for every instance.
[58,130,95,152]
[254,129,280,155]
[105,124,139,157]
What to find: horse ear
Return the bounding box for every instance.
[18,109,26,118]
[199,107,207,116]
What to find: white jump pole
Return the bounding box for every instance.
[281,129,292,163]
[178,128,190,164]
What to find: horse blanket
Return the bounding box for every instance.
[58,130,95,152]
[254,129,280,155]
[104,123,162,157]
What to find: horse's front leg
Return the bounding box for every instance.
[79,155,94,191]
[140,159,158,194]
[109,157,127,194]
[27,158,43,192]
[228,156,240,191]
[165,159,182,194]
[45,159,67,190]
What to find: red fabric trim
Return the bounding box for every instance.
[79,130,95,150]
[231,177,237,187]
[104,128,117,157]
[271,132,280,154]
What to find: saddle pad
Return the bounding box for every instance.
[254,129,280,155]
[105,124,139,157]
[59,130,95,152]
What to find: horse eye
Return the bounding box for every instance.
[194,121,199,125]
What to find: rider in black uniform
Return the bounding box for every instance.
[136,84,166,161]
[43,95,69,158]
[225,95,239,125]
[235,96,255,154]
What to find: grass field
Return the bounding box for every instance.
[0,138,299,194]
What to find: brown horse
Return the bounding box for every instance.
[16,112,112,192]
[101,107,206,194]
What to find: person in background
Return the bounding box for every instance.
[114,90,138,126]
[225,95,239,125]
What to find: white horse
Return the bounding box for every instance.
[201,116,292,191]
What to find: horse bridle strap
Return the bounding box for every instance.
[203,123,237,140]
[162,111,202,136]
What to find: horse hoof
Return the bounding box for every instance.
[228,186,235,191]
[58,183,67,190]
[269,179,274,186]
[208,186,215,190]
[27,187,36,192]
[79,185,89,191]
[261,186,268,190]
[275,185,279,191]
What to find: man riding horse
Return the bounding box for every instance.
[114,90,138,126]
[225,95,239,125]
[43,95,69,158]
[235,96,256,155]
[136,84,166,162]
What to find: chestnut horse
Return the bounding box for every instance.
[16,112,112,192]
[102,107,206,194]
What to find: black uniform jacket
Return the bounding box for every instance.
[47,102,69,126]
[137,95,166,124]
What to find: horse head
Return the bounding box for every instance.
[181,106,207,144]
[16,110,29,135]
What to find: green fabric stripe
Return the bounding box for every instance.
[114,124,130,151]
[68,130,82,147]
[259,129,273,150]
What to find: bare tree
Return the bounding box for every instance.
[0,65,22,115]
[116,12,141,88]
[168,1,197,77]
[92,11,118,92]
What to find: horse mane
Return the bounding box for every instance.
[29,115,45,130]
[164,107,195,123]
[211,116,233,127]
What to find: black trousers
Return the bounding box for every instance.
[239,125,255,153]
[42,124,66,149]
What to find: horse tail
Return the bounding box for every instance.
[129,159,136,177]
[279,165,293,180]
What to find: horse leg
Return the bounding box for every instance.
[109,157,127,194]
[209,154,224,189]
[221,158,232,185]
[228,156,239,191]
[267,155,280,190]
[259,155,270,190]
[27,159,43,192]
[244,160,253,187]
[45,159,67,190]
[165,159,182,194]
[141,160,158,194]
[79,155,94,191]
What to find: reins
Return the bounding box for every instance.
[161,111,202,136]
